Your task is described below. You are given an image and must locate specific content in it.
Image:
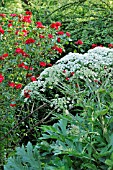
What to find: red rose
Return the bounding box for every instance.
[0,27,4,34]
[48,34,53,38]
[30,76,37,81]
[55,22,62,26]
[57,47,63,53]
[22,15,31,23]
[70,72,74,76]
[39,34,45,38]
[75,39,83,45]
[57,37,61,43]
[10,14,17,17]
[63,70,66,73]
[23,65,29,70]
[0,13,6,18]
[18,62,25,68]
[22,29,28,36]
[92,44,97,48]
[15,48,23,54]
[0,53,8,60]
[26,10,32,15]
[8,82,15,88]
[25,38,35,44]
[24,90,31,98]
[29,67,33,71]
[36,21,45,28]
[108,44,113,48]
[66,77,70,81]
[50,22,62,30]
[0,73,4,83]
[66,32,71,37]
[46,63,52,67]
[57,31,64,35]
[21,51,29,57]
[39,61,47,67]
[15,83,22,89]
[10,103,16,107]
[8,23,12,28]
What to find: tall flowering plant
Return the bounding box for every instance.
[0,11,71,108]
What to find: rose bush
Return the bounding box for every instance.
[0,10,72,166]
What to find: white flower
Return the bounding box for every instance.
[21,47,113,105]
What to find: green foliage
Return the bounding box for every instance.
[1,0,113,169]
[4,67,113,169]
[4,142,41,170]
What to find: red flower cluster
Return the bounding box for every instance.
[15,48,29,57]
[8,82,22,89]
[18,14,31,23]
[91,44,103,49]
[57,31,64,35]
[0,13,6,17]
[30,76,37,81]
[15,29,28,36]
[52,45,63,53]
[0,53,8,60]
[50,22,62,30]
[36,21,45,28]
[0,26,4,34]
[39,61,47,67]
[39,34,45,38]
[66,32,71,37]
[108,44,113,48]
[10,14,17,17]
[25,38,35,44]
[24,90,31,98]
[48,34,53,39]
[18,62,33,70]
[75,39,83,45]
[8,23,12,28]
[0,73,4,83]
[10,103,16,107]
[26,10,32,16]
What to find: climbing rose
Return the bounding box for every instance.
[0,74,4,83]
